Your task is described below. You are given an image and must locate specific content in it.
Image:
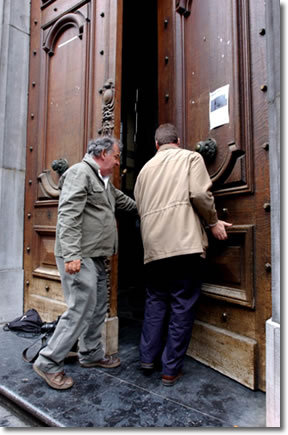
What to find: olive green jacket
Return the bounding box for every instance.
[55,154,137,262]
[134,145,218,264]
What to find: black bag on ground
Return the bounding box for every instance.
[3,309,62,363]
[22,316,61,363]
[3,309,43,334]
[22,319,78,364]
[22,332,51,363]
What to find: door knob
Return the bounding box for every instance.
[51,158,69,176]
[195,138,217,163]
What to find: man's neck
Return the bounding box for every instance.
[157,143,180,151]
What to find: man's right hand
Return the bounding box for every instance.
[210,220,232,240]
[65,259,81,274]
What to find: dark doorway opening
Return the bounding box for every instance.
[118,0,158,323]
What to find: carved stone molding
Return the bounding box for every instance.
[43,11,86,56]
[98,79,115,136]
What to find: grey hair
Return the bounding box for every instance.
[87,136,122,157]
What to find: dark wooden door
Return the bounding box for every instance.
[157,0,271,390]
[24,0,122,323]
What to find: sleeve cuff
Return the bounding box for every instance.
[208,221,218,227]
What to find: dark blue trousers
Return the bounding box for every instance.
[140,254,202,376]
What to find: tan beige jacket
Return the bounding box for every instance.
[134,145,218,264]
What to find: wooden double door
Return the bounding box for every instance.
[24,0,270,391]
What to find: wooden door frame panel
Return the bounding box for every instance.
[179,0,254,196]
[24,0,124,350]
[38,4,90,183]
[157,0,270,391]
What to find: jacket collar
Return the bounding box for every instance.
[157,144,180,152]
[82,153,108,188]
[83,153,100,173]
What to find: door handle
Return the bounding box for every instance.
[195,138,217,163]
[51,158,69,176]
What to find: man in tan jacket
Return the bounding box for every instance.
[134,123,231,386]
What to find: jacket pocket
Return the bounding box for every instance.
[89,183,106,205]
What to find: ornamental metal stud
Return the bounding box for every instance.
[261,84,267,92]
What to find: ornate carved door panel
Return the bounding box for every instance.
[24,0,122,337]
[158,0,270,390]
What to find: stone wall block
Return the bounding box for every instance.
[0,168,25,269]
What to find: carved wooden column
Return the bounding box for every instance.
[98,78,119,355]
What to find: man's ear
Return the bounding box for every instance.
[156,140,160,150]
[177,138,180,147]
[100,149,106,160]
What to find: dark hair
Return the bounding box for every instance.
[87,136,122,157]
[155,123,179,146]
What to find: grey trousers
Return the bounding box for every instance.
[34,257,108,373]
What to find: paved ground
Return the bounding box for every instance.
[0,319,266,428]
[0,394,45,427]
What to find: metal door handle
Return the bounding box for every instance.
[195,138,217,163]
[51,158,69,176]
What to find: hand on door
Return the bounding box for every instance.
[65,259,81,274]
[210,220,232,240]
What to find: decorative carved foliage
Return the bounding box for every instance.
[43,12,86,56]
[98,79,115,136]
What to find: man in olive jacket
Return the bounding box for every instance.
[134,123,231,386]
[33,136,137,390]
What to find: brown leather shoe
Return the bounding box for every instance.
[162,372,182,386]
[80,354,121,368]
[33,364,74,390]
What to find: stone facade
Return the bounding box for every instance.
[0,0,30,322]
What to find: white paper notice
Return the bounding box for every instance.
[209,84,230,130]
